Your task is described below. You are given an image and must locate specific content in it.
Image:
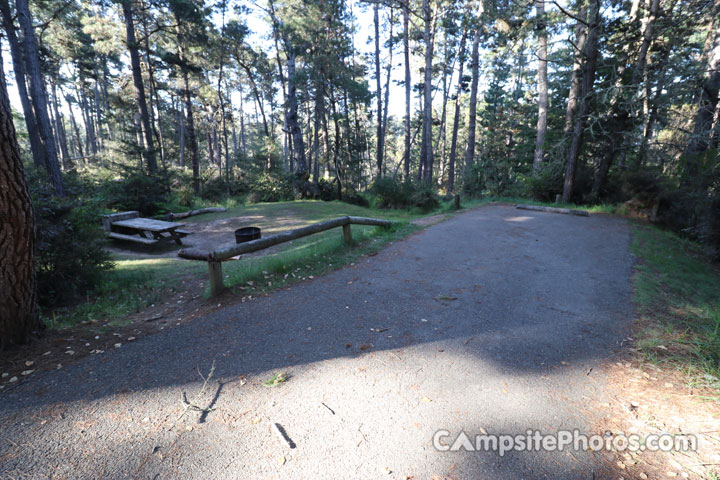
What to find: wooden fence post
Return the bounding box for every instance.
[342,223,352,244]
[208,261,224,296]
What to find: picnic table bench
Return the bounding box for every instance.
[102,211,191,245]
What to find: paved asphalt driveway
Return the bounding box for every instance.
[0,205,634,479]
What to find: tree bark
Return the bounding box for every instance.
[173,16,200,193]
[420,0,435,182]
[464,29,481,176]
[448,29,468,193]
[563,6,588,137]
[562,0,600,203]
[15,0,64,195]
[0,49,38,348]
[63,88,84,158]
[382,8,394,170]
[403,2,411,180]
[121,0,157,173]
[286,49,308,178]
[374,0,384,178]
[533,0,548,172]
[51,83,71,170]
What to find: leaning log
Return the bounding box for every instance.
[160,207,226,221]
[515,204,589,217]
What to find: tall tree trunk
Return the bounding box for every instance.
[464,29,481,177]
[121,0,157,173]
[533,0,548,172]
[382,9,394,166]
[435,37,451,186]
[286,49,308,178]
[0,0,44,169]
[268,0,290,167]
[240,90,247,156]
[100,60,114,141]
[447,29,467,193]
[0,50,38,348]
[51,83,72,170]
[174,16,199,193]
[562,0,600,203]
[403,1,411,179]
[15,0,64,195]
[63,88,84,158]
[76,79,97,156]
[239,63,270,137]
[420,0,435,182]
[92,70,104,151]
[683,11,720,166]
[563,6,588,136]
[374,1,384,178]
[140,12,165,168]
[178,101,186,168]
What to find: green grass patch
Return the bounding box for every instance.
[221,222,417,296]
[631,224,720,381]
[184,199,421,225]
[43,258,203,329]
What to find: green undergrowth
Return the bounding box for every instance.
[43,258,202,329]
[631,224,720,386]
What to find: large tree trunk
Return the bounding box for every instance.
[447,29,467,193]
[0,51,38,348]
[562,0,600,203]
[533,0,548,172]
[464,29,481,176]
[15,0,64,196]
[0,0,44,169]
[403,2,411,180]
[419,0,435,182]
[121,0,157,173]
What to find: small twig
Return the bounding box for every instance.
[176,360,216,423]
[272,422,296,449]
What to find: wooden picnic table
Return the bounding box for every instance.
[110,217,189,245]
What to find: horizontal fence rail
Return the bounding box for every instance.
[178,216,392,296]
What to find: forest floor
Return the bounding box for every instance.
[1,202,718,479]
